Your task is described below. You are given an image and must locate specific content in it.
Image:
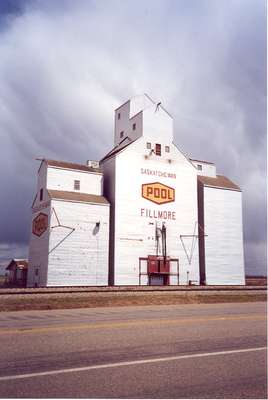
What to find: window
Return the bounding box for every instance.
[74,180,80,190]
[197,164,202,171]
[120,131,124,138]
[165,146,170,153]
[155,143,161,156]
[146,142,151,149]
[39,188,43,201]
[35,268,39,276]
[118,112,121,120]
[132,123,136,131]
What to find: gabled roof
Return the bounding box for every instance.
[6,259,28,270]
[39,159,102,174]
[198,175,241,191]
[115,94,173,118]
[190,158,215,165]
[48,190,109,205]
[100,136,136,162]
[101,138,197,169]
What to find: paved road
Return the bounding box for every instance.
[0,302,266,398]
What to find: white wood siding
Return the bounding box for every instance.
[114,101,131,145]
[47,200,109,286]
[203,187,245,284]
[142,107,173,143]
[114,95,164,146]
[102,137,200,285]
[114,100,144,145]
[27,204,50,287]
[191,161,216,177]
[47,167,102,195]
[129,94,153,119]
[101,157,116,285]
[37,161,48,192]
[28,162,51,287]
[28,161,108,287]
[128,112,143,143]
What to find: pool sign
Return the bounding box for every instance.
[142,182,175,205]
[32,212,48,237]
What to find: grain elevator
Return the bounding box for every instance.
[27,94,245,287]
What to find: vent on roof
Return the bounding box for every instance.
[87,160,100,169]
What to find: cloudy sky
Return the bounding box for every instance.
[0,0,266,275]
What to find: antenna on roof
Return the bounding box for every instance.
[155,102,161,112]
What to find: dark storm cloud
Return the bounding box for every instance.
[0,0,266,274]
[0,0,26,19]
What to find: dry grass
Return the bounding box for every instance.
[0,290,266,312]
[0,276,6,287]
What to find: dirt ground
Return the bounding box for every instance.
[245,276,267,286]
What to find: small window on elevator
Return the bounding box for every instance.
[147,142,151,149]
[39,188,43,201]
[74,180,80,190]
[132,123,136,131]
[165,146,170,153]
[118,112,121,120]
[197,164,202,171]
[155,143,161,156]
[120,131,124,138]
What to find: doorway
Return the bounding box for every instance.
[149,274,169,286]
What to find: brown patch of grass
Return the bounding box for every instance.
[0,291,266,312]
[0,276,6,287]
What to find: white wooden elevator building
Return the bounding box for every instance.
[27,94,245,287]
[27,160,109,287]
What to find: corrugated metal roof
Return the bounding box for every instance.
[198,175,241,191]
[44,159,102,173]
[48,190,109,205]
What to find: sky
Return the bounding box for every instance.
[0,0,266,275]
